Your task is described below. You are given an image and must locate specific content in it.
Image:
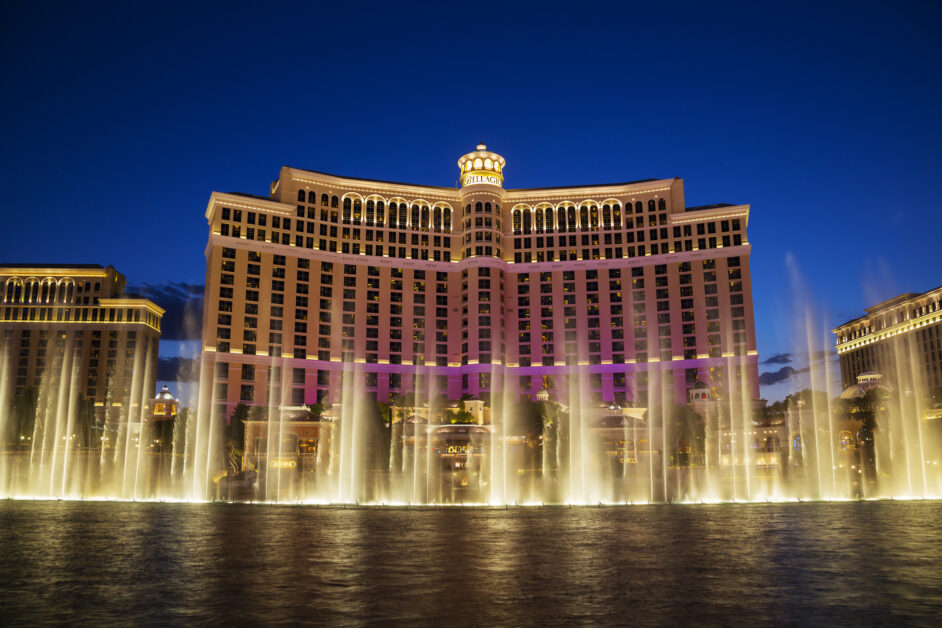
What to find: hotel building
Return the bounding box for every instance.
[201,146,759,414]
[0,264,164,417]
[834,286,942,392]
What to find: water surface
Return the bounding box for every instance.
[1,500,940,626]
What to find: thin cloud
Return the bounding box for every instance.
[758,366,809,386]
[128,282,203,341]
[157,357,201,382]
[761,353,793,365]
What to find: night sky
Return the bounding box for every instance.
[2,1,940,401]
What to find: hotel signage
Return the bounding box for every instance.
[445,444,473,455]
[462,174,502,187]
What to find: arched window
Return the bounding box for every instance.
[40,281,52,303]
[443,208,451,230]
[658,198,667,211]
[602,205,612,229]
[433,207,442,230]
[376,201,385,225]
[366,200,375,223]
[589,205,599,229]
[421,205,429,230]
[297,189,306,202]
[389,203,398,228]
[4,279,17,303]
[465,204,471,216]
[522,211,532,234]
[321,193,329,206]
[307,190,316,204]
[342,198,352,222]
[635,201,643,214]
[513,211,522,234]
[331,196,339,208]
[475,202,482,213]
[353,199,362,222]
[411,204,420,228]
[534,209,543,232]
[484,202,491,213]
[613,204,621,228]
[648,199,656,212]
[567,207,576,230]
[544,207,554,231]
[557,207,567,232]
[579,206,588,229]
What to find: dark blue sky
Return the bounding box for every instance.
[2,1,940,399]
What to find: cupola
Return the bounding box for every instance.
[457,144,506,188]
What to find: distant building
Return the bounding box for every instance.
[200,145,759,415]
[0,264,164,419]
[833,286,942,392]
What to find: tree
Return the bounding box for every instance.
[428,393,449,421]
[355,398,390,471]
[672,404,704,465]
[225,404,249,472]
[375,401,392,426]
[308,401,330,419]
[449,410,476,424]
[10,387,38,446]
[512,399,543,438]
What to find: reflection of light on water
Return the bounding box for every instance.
[10,494,941,507]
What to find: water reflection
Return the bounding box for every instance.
[0,502,940,625]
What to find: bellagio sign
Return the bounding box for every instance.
[462,174,502,187]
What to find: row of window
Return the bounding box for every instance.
[216,361,749,406]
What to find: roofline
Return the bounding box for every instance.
[284,166,680,197]
[0,263,106,269]
[205,191,294,220]
[99,297,166,316]
[285,166,457,191]
[833,285,942,331]
[864,293,922,314]
[507,178,666,192]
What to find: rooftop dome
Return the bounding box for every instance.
[457,144,506,188]
[840,371,895,400]
[155,385,175,400]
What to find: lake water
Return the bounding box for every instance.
[1,500,940,626]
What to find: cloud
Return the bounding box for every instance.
[758,366,809,386]
[128,282,203,341]
[157,357,201,382]
[761,353,793,365]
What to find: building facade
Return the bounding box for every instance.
[201,146,759,415]
[834,286,942,392]
[0,264,164,418]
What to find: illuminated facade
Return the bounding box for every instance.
[201,146,759,414]
[834,286,942,391]
[0,264,164,415]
